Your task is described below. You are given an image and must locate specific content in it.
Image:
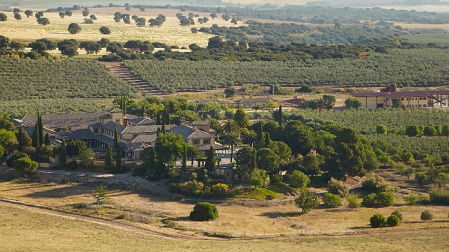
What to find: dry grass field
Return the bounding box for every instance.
[2,204,449,252]
[1,178,449,251]
[223,0,309,5]
[0,7,241,47]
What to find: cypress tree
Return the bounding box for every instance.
[161,120,166,134]
[44,133,51,146]
[140,104,145,117]
[37,113,43,146]
[105,145,113,167]
[181,145,187,173]
[60,140,67,165]
[264,132,271,148]
[250,148,257,171]
[205,146,215,174]
[18,126,24,151]
[32,124,39,147]
[156,113,161,125]
[256,121,263,146]
[278,105,283,128]
[114,128,122,171]
[123,98,127,114]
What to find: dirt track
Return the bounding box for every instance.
[0,196,214,241]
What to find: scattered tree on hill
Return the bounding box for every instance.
[37,18,49,26]
[68,23,81,34]
[90,14,97,20]
[80,41,101,54]
[59,12,65,18]
[14,13,21,20]
[82,8,89,17]
[57,39,79,57]
[295,191,319,213]
[65,10,72,17]
[25,10,33,18]
[100,26,111,34]
[9,40,24,51]
[0,13,7,21]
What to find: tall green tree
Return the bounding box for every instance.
[17,126,24,151]
[105,145,113,167]
[44,133,51,146]
[278,105,283,128]
[236,147,257,181]
[60,140,67,165]
[205,146,215,174]
[37,113,43,146]
[181,145,187,173]
[114,128,122,171]
[222,131,240,162]
[233,109,249,129]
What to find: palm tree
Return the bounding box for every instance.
[222,132,240,162]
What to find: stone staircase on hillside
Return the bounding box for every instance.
[109,64,164,96]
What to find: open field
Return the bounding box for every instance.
[2,204,449,252]
[223,0,309,5]
[0,7,240,47]
[0,176,449,251]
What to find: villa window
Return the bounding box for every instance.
[203,139,211,145]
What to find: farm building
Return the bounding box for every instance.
[351,90,449,109]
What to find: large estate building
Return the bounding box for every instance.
[12,109,225,160]
[352,89,449,109]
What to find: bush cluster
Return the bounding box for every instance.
[362,174,389,193]
[370,211,401,228]
[327,178,349,197]
[189,202,218,221]
[323,193,342,208]
[429,190,449,205]
[420,210,433,221]
[362,192,395,207]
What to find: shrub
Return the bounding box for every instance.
[178,180,204,196]
[370,214,386,228]
[429,190,449,205]
[323,193,342,208]
[235,187,279,200]
[294,191,319,213]
[376,192,395,207]
[391,210,403,221]
[211,183,229,198]
[362,174,389,193]
[362,193,377,207]
[12,156,38,175]
[289,170,310,188]
[420,210,433,221]
[403,194,418,205]
[6,152,28,167]
[362,192,394,207]
[248,169,270,188]
[327,178,350,197]
[387,214,400,226]
[347,194,361,208]
[189,202,218,221]
[415,172,427,187]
